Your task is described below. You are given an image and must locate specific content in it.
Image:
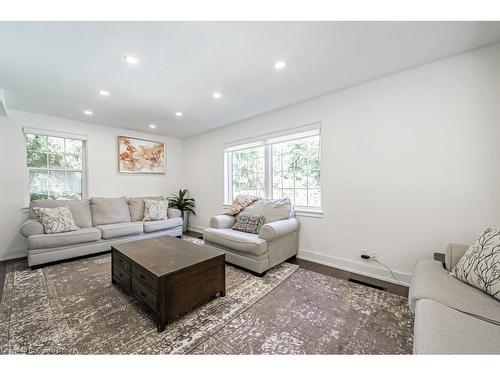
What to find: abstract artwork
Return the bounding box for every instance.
[118,136,166,174]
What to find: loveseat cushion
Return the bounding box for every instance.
[96,222,143,239]
[90,197,131,226]
[27,227,102,250]
[128,196,163,222]
[143,217,183,232]
[240,198,293,224]
[409,258,500,324]
[203,228,268,256]
[30,199,92,228]
[413,299,500,354]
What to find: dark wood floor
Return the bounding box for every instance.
[0,260,6,301]
[288,257,408,297]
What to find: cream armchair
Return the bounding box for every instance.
[203,199,299,276]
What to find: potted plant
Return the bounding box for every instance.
[167,189,196,233]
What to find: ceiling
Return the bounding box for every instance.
[1,22,500,139]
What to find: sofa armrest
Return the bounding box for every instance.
[445,243,469,271]
[259,218,299,241]
[210,215,236,229]
[167,208,182,219]
[20,219,44,237]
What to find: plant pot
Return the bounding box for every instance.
[182,211,189,232]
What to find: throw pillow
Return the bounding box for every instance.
[451,226,500,300]
[232,213,265,234]
[224,195,259,216]
[32,206,79,234]
[143,199,168,221]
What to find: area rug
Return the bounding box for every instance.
[0,240,298,354]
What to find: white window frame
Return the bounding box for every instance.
[224,123,322,214]
[22,127,88,206]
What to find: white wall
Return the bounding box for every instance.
[0,110,184,260]
[183,43,500,285]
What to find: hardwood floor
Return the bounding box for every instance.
[0,260,6,301]
[289,258,408,297]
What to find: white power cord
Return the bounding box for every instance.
[372,256,403,286]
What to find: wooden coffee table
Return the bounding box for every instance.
[111,235,225,332]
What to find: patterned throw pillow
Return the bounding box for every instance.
[224,195,260,216]
[232,213,265,234]
[32,206,79,234]
[452,226,500,300]
[143,199,168,221]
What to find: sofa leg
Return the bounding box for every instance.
[251,270,267,278]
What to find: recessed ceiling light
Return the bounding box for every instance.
[124,55,139,64]
[99,90,110,96]
[149,124,156,129]
[212,92,222,99]
[274,61,286,70]
[83,110,93,116]
[175,112,183,117]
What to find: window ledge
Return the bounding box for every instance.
[221,203,323,218]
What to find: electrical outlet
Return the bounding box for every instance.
[359,249,369,257]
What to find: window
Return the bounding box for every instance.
[225,125,321,209]
[24,130,86,201]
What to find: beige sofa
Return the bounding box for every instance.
[20,196,183,267]
[203,199,299,276]
[409,243,500,354]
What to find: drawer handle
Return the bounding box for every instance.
[140,274,145,279]
[140,291,146,297]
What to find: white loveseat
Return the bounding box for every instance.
[20,196,183,267]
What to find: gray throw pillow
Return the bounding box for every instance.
[32,206,79,234]
[232,213,265,234]
[452,226,500,300]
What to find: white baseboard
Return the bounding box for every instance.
[0,248,27,262]
[298,249,411,287]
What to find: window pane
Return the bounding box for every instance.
[295,170,308,188]
[29,170,48,200]
[273,188,283,200]
[308,189,321,207]
[282,188,294,203]
[295,188,308,206]
[27,151,48,168]
[49,153,64,168]
[308,170,320,188]
[231,146,265,199]
[48,171,66,198]
[47,136,65,153]
[65,139,82,154]
[66,172,82,198]
[272,172,282,188]
[282,171,294,188]
[65,153,82,169]
[25,134,47,152]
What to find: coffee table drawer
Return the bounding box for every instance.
[113,251,130,271]
[113,264,131,290]
[131,265,157,289]
[131,277,157,312]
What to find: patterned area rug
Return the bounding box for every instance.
[0,238,298,354]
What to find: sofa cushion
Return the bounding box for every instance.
[413,299,500,354]
[143,217,183,233]
[240,198,293,224]
[27,227,102,250]
[409,258,500,324]
[452,227,500,301]
[20,219,45,237]
[90,197,131,226]
[128,196,163,221]
[143,199,168,221]
[30,199,92,228]
[203,228,268,256]
[96,222,143,239]
[32,206,79,234]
